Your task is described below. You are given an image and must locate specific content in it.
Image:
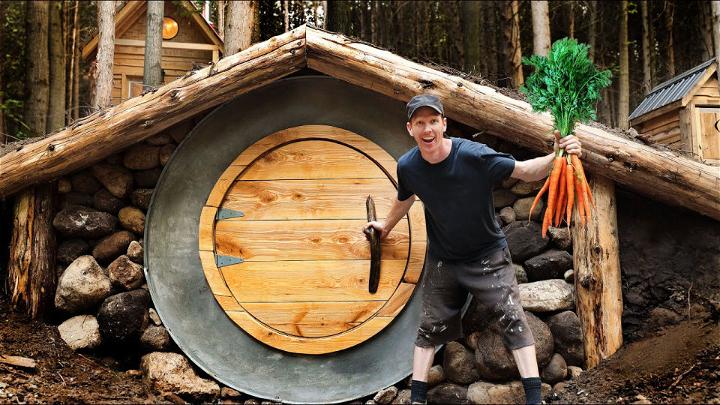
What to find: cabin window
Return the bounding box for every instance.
[698,107,720,161]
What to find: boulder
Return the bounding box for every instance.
[108,255,145,290]
[92,231,134,263]
[498,207,516,225]
[54,256,112,313]
[427,383,467,405]
[519,279,574,312]
[58,315,102,351]
[474,311,554,381]
[500,177,519,189]
[97,289,150,345]
[524,250,573,281]
[127,240,144,264]
[57,239,90,265]
[548,227,572,251]
[513,197,543,222]
[510,180,545,197]
[119,206,145,234]
[493,189,517,209]
[93,189,124,215]
[59,192,94,210]
[546,311,585,367]
[503,222,550,262]
[540,353,567,384]
[148,308,162,326]
[443,341,479,384]
[123,144,161,170]
[647,307,684,330]
[395,389,411,404]
[140,352,220,401]
[146,133,172,146]
[467,381,551,404]
[134,168,162,188]
[70,171,102,194]
[513,263,528,284]
[92,163,133,198]
[220,387,242,399]
[131,188,154,210]
[373,386,398,404]
[564,269,574,283]
[58,177,72,193]
[140,325,173,351]
[159,144,176,166]
[427,364,446,387]
[567,366,583,380]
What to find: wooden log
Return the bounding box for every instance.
[0,355,37,369]
[305,27,720,221]
[571,175,623,368]
[6,183,57,320]
[0,26,306,198]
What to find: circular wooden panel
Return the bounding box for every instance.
[199,125,426,354]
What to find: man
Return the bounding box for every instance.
[365,94,582,404]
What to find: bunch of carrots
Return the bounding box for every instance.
[520,38,612,238]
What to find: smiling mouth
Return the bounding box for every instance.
[422,136,435,144]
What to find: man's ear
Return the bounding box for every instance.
[442,116,448,132]
[406,121,413,137]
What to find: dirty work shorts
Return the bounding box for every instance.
[415,246,535,350]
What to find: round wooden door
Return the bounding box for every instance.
[198,125,426,354]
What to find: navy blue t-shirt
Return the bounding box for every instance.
[397,137,516,262]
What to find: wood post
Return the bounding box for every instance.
[571,174,623,368]
[7,183,57,320]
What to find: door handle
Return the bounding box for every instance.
[363,195,381,294]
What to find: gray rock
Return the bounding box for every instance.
[70,171,102,194]
[373,386,398,404]
[149,308,162,326]
[97,289,150,345]
[493,189,517,209]
[92,163,133,198]
[474,311,554,381]
[513,263,528,284]
[519,279,575,312]
[140,325,173,351]
[503,222,550,262]
[510,180,545,197]
[500,177,519,189]
[140,352,220,401]
[93,189,124,215]
[108,255,145,290]
[60,192,94,210]
[123,144,161,170]
[648,307,683,329]
[55,256,112,313]
[564,269,574,283]
[541,353,567,384]
[119,206,145,234]
[134,168,162,188]
[548,227,572,251]
[443,341,479,384]
[146,133,172,146]
[395,389,411,404]
[546,311,585,367]
[513,196,544,222]
[553,381,570,394]
[428,364,446,387]
[221,386,242,399]
[159,144,176,166]
[427,383,467,404]
[127,240,144,264]
[92,231,134,263]
[57,239,90,265]
[131,189,153,210]
[58,177,72,193]
[468,381,551,404]
[524,250,574,281]
[58,315,102,351]
[567,366,583,380]
[498,207,516,225]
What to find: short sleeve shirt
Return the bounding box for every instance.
[397,137,516,261]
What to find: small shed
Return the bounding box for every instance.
[82,0,224,105]
[629,59,720,164]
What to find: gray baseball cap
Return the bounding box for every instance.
[406,94,444,120]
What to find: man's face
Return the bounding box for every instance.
[406,107,448,154]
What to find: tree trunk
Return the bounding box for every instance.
[664,0,675,78]
[93,0,115,110]
[484,1,498,81]
[588,1,597,62]
[72,2,81,121]
[48,1,66,131]
[218,0,225,39]
[531,0,551,56]
[712,1,720,65]
[571,175,623,369]
[143,0,164,89]
[225,0,254,55]
[700,1,713,61]
[0,1,5,144]
[322,1,328,29]
[568,1,575,38]
[284,0,289,32]
[371,0,378,44]
[462,0,481,73]
[502,0,523,88]
[24,0,50,137]
[641,0,653,94]
[618,1,629,130]
[67,0,80,123]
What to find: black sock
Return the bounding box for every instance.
[410,380,428,403]
[521,377,542,404]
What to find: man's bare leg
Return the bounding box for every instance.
[512,345,542,404]
[410,345,435,403]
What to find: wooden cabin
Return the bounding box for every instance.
[629,59,720,164]
[82,0,224,105]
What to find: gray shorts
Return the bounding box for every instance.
[415,246,535,350]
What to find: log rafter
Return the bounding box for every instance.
[0,25,718,222]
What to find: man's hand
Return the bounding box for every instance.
[364,221,388,239]
[553,130,583,157]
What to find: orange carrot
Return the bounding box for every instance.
[542,156,564,238]
[528,177,550,222]
[571,154,594,208]
[565,158,575,225]
[554,161,567,226]
[574,175,586,225]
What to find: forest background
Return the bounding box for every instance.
[0,0,718,144]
